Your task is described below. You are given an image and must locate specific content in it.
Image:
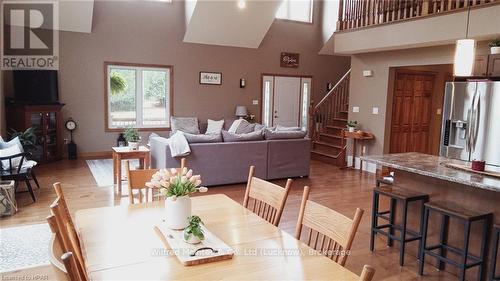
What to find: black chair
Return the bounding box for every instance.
[0,152,38,202]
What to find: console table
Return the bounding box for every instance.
[112,146,150,193]
[341,130,375,171]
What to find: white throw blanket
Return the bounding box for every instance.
[168,131,191,157]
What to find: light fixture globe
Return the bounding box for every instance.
[454,39,475,77]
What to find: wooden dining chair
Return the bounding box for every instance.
[359,265,376,281]
[125,158,187,204]
[125,160,158,204]
[46,215,68,274]
[243,166,292,226]
[50,198,88,281]
[53,183,75,230]
[295,186,364,267]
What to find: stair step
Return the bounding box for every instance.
[334,118,348,122]
[319,133,342,139]
[325,125,345,130]
[314,141,342,149]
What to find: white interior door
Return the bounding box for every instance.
[273,77,301,127]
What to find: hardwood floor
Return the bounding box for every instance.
[0,159,455,280]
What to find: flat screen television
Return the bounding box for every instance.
[13,70,59,104]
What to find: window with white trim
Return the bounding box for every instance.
[275,0,313,23]
[105,63,172,130]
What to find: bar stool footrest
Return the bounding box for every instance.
[424,244,483,269]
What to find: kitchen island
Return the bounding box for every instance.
[362,152,500,279]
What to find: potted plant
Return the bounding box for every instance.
[346,120,358,132]
[110,72,127,95]
[124,127,140,150]
[147,168,207,229]
[490,39,500,55]
[7,127,37,152]
[183,215,204,244]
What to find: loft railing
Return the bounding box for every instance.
[337,0,497,31]
[309,69,351,142]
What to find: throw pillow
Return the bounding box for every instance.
[228,119,243,133]
[205,119,224,135]
[254,124,265,132]
[0,145,22,170]
[222,130,264,142]
[264,129,307,140]
[0,136,24,151]
[171,117,200,134]
[276,124,303,131]
[235,120,256,134]
[184,132,222,143]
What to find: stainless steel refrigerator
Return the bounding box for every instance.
[440,82,500,170]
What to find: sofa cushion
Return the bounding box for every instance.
[276,125,302,131]
[254,124,265,132]
[184,132,222,143]
[206,119,224,135]
[222,130,264,142]
[264,129,307,140]
[171,117,200,134]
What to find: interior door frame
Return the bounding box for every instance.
[260,73,313,127]
[388,69,437,154]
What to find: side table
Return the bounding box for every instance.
[112,146,150,193]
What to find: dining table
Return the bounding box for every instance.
[75,194,361,280]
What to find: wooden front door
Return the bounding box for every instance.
[390,71,435,154]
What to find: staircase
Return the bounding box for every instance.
[310,69,350,166]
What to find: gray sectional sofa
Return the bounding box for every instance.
[150,137,311,186]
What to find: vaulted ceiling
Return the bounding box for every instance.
[183,0,283,49]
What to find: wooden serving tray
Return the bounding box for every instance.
[442,162,500,179]
[154,223,234,266]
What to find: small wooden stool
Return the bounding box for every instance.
[370,185,429,266]
[418,201,492,281]
[490,224,500,281]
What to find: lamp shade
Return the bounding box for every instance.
[235,106,248,117]
[454,39,475,77]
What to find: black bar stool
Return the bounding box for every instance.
[490,224,500,281]
[370,184,429,266]
[419,201,492,281]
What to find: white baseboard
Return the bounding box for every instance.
[346,156,376,174]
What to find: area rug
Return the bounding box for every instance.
[0,223,51,272]
[86,159,139,188]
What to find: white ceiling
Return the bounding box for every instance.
[183,0,282,49]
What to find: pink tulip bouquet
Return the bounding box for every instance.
[146,167,207,200]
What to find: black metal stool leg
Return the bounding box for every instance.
[388,198,396,247]
[370,191,379,252]
[399,200,408,266]
[417,199,427,261]
[418,207,430,276]
[460,221,471,281]
[490,228,500,281]
[478,216,491,281]
[438,214,449,271]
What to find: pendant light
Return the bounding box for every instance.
[454,7,475,77]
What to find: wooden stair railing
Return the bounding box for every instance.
[337,0,499,31]
[309,69,351,166]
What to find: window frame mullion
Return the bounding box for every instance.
[136,69,144,127]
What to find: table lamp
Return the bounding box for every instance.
[235,106,248,119]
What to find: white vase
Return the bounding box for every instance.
[491,47,500,55]
[348,127,356,132]
[128,141,139,150]
[165,196,191,229]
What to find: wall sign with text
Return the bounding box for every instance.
[280,52,299,68]
[199,71,222,85]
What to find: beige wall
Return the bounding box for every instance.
[45,0,349,153]
[349,42,490,156]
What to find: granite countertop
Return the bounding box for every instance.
[361,152,500,192]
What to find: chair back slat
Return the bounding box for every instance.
[46,215,67,274]
[50,198,87,281]
[53,183,76,231]
[243,166,292,226]
[295,186,364,266]
[359,265,376,281]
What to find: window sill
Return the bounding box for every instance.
[105,127,171,133]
